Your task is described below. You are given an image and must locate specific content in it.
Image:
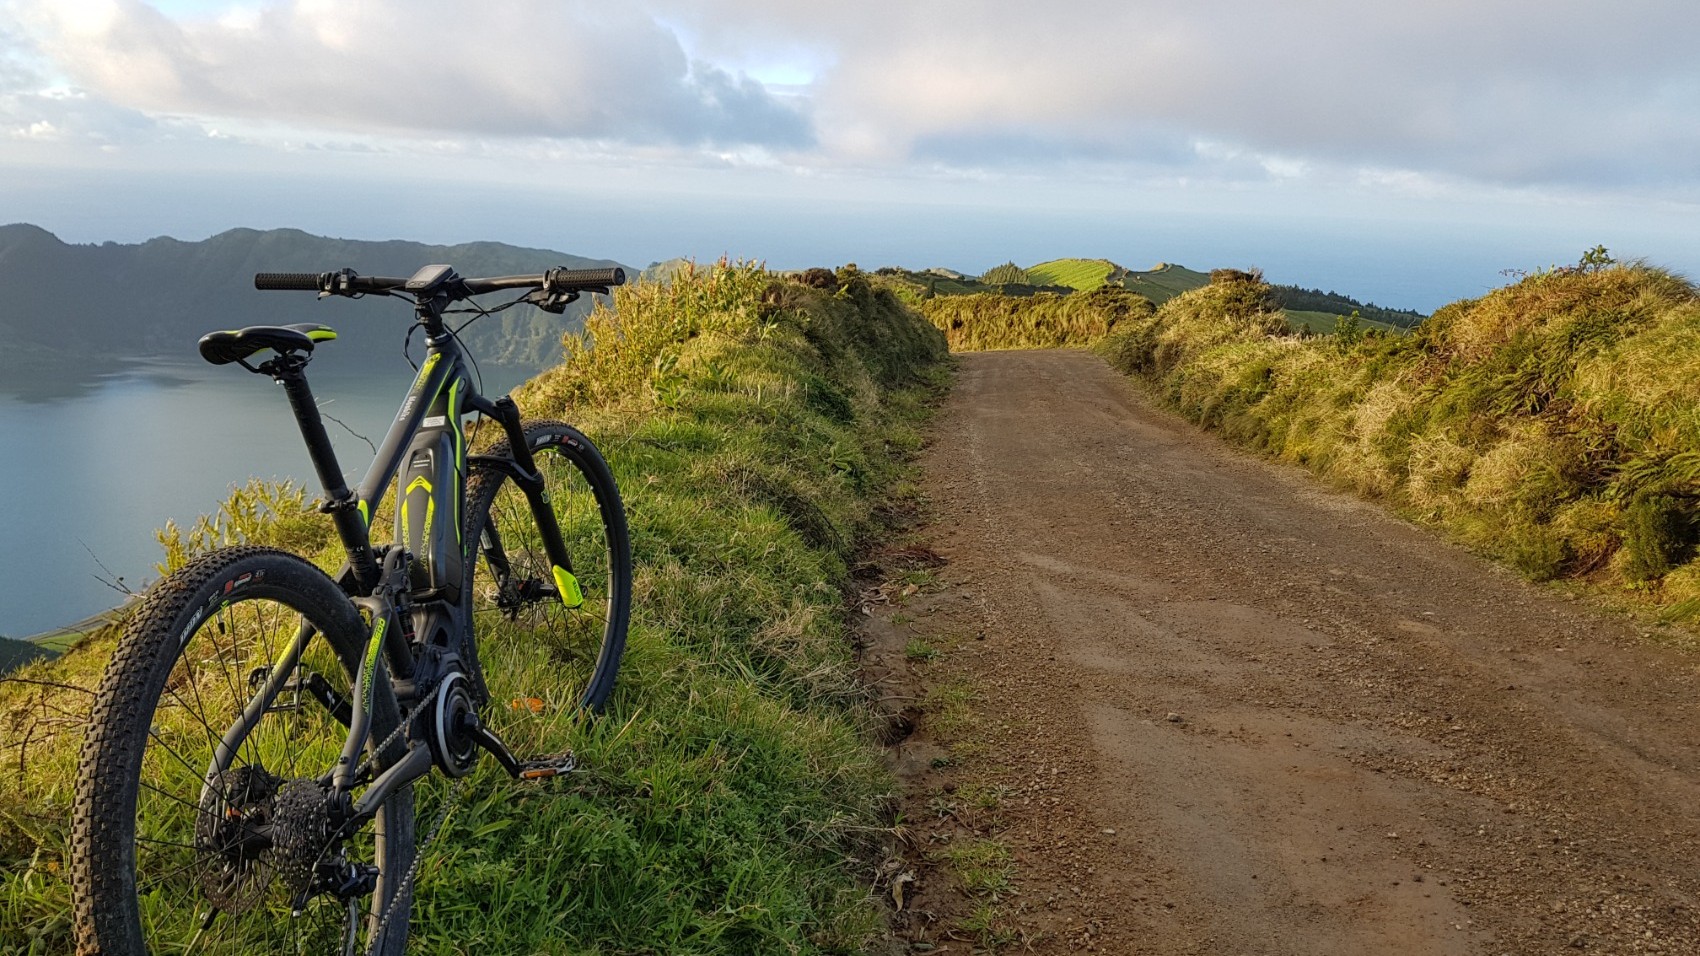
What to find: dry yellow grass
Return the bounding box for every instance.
[1100,259,1700,602]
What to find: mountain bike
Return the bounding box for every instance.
[70,263,634,955]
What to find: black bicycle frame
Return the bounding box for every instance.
[260,324,575,819]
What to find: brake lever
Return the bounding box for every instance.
[317,268,361,299]
[522,289,580,315]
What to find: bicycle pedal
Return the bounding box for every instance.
[516,751,576,781]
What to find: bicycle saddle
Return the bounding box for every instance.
[198,323,338,365]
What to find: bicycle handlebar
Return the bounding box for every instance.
[253,266,627,298]
[253,272,330,291]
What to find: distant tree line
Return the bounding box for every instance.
[979,262,1032,285]
[1268,284,1425,328]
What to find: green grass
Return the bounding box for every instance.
[1281,308,1346,333]
[1026,258,1117,292]
[0,262,951,955]
[937,839,1013,897]
[903,638,938,662]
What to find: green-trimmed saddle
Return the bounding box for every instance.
[198,324,337,366]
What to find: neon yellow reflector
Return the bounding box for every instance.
[552,566,584,608]
[306,327,338,342]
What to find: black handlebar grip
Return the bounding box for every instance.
[546,267,626,291]
[254,272,325,291]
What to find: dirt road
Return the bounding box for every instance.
[872,350,1700,954]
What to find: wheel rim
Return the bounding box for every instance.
[469,436,622,715]
[125,593,385,954]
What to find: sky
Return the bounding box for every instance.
[4,0,1700,312]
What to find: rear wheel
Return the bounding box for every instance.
[71,547,414,956]
[464,421,631,713]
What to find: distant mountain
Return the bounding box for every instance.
[640,257,696,284]
[880,257,1425,332]
[0,224,628,369]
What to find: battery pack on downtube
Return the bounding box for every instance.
[399,359,466,599]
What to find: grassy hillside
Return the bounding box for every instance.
[916,285,1154,352]
[1118,263,1212,304]
[0,263,950,954]
[1282,308,1404,336]
[872,266,1070,299]
[877,260,1419,338]
[1270,284,1425,330]
[910,265,1400,350]
[0,637,48,673]
[1027,258,1117,291]
[1098,259,1700,612]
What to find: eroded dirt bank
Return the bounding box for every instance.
[868,349,1700,955]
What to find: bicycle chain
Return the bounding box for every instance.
[348,675,453,956]
[355,672,446,780]
[361,773,469,956]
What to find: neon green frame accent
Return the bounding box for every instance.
[553,566,584,608]
[362,617,387,710]
[400,475,434,544]
[413,353,442,390]
[305,327,337,342]
[449,379,463,542]
[272,625,306,673]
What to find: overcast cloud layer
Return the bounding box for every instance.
[5,0,1700,312]
[8,0,1699,195]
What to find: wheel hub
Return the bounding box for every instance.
[427,671,481,777]
[195,765,283,913]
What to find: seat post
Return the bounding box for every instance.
[271,361,348,502]
[270,358,380,588]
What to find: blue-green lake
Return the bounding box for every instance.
[0,350,536,637]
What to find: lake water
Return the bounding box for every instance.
[0,350,537,637]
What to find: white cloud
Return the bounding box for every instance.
[649,0,1700,192]
[11,0,811,148]
[13,118,57,139]
[5,0,1700,205]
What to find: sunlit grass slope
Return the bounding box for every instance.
[1,262,950,954]
[1100,261,1700,613]
[1026,258,1117,291]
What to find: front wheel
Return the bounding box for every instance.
[465,420,632,712]
[70,546,414,955]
